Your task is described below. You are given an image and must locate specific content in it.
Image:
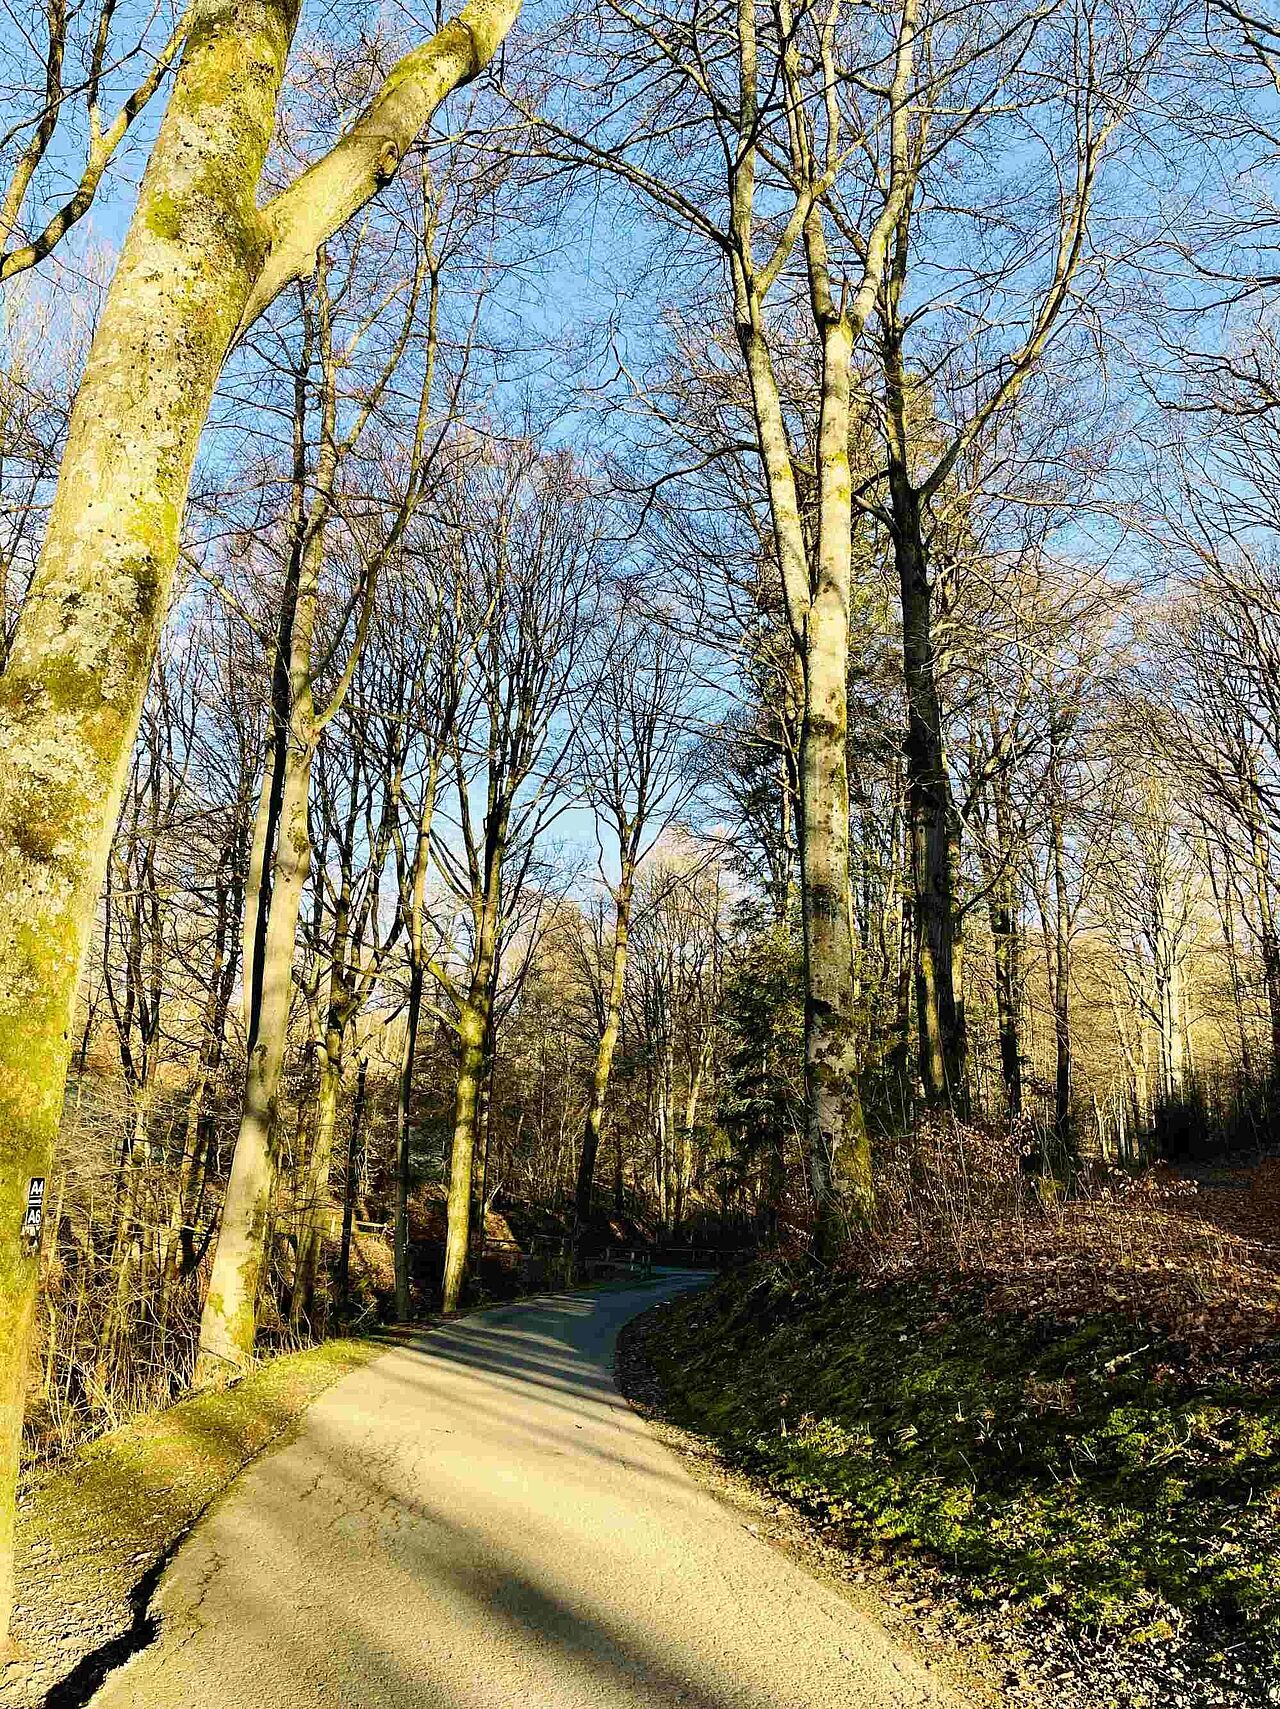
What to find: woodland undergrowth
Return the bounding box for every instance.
[645,1132,1280,1667]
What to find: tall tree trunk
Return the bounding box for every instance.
[1155,934,1185,1106]
[195,522,320,1378]
[613,1105,625,1217]
[393,753,439,1319]
[889,483,967,1114]
[163,844,242,1297]
[677,1030,710,1231]
[1246,815,1280,1076]
[337,1055,368,1312]
[197,257,341,1377]
[242,749,279,1042]
[1205,830,1253,1084]
[881,245,967,1116]
[572,867,634,1251]
[991,895,1023,1122]
[294,800,365,1326]
[245,389,308,1043]
[654,1053,671,1234]
[471,1041,494,1272]
[393,961,424,1320]
[981,773,1023,1123]
[735,297,873,1249]
[0,0,292,1631]
[888,791,914,1107]
[441,901,499,1314]
[801,314,873,1253]
[1151,858,1186,1109]
[0,0,521,1634]
[293,1025,342,1322]
[441,994,490,1314]
[773,675,801,928]
[1050,799,1072,1157]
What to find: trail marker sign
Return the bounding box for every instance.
[21,1177,45,1254]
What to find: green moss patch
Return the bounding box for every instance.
[5,1336,383,1703]
[645,1266,1280,1658]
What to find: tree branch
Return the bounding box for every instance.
[237,0,520,335]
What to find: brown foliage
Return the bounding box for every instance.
[848,1120,1280,1360]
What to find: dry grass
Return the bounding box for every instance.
[852,1120,1280,1362]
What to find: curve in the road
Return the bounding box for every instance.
[90,1272,959,1709]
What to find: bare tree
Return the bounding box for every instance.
[521,0,930,1243]
[0,0,192,281]
[572,613,697,1253]
[866,0,1164,1113]
[623,854,724,1233]
[0,0,521,1633]
[196,203,450,1377]
[1098,770,1203,1109]
[429,440,603,1311]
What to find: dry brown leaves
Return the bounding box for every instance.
[852,1124,1280,1369]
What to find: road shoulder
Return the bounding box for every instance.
[3,1335,386,1709]
[615,1297,1030,1709]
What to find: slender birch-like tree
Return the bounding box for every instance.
[571,616,696,1255]
[432,442,602,1310]
[389,566,474,1320]
[524,0,925,1244]
[197,205,465,1376]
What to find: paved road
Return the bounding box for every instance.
[93,1274,958,1708]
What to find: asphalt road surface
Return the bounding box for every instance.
[91,1273,958,1708]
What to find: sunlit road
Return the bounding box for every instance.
[92,1273,957,1708]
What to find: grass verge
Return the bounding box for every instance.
[644,1264,1280,1675]
[4,1335,385,1706]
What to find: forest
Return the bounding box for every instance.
[2,0,1280,1703]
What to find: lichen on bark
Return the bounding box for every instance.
[0,0,525,1643]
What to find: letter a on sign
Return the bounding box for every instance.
[21,1178,45,1254]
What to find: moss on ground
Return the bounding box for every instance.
[5,1335,384,1703]
[645,1266,1280,1658]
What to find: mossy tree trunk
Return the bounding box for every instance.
[194,525,319,1379]
[294,1022,343,1319]
[0,0,294,1639]
[198,76,486,1378]
[0,0,522,1635]
[441,911,500,1314]
[194,296,336,1380]
[721,0,917,1247]
[799,310,874,1249]
[573,866,634,1249]
[735,305,875,1242]
[441,820,503,1314]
